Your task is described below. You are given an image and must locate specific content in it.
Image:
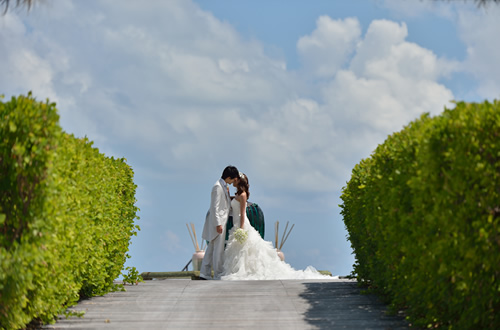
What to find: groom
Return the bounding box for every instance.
[200,165,239,280]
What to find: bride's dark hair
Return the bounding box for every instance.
[236,173,250,199]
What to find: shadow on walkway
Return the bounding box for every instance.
[299,281,410,329]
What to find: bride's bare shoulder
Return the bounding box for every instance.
[235,192,247,202]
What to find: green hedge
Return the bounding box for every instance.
[0,93,140,329]
[340,100,500,328]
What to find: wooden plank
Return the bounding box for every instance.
[44,279,409,329]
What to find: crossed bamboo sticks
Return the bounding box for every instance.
[274,220,294,251]
[186,223,205,252]
[187,221,292,252]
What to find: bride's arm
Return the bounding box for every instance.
[239,192,247,229]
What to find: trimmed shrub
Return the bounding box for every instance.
[340,100,500,328]
[0,93,139,329]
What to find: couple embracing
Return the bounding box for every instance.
[200,165,241,280]
[200,165,332,281]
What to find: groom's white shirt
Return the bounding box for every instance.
[202,178,230,242]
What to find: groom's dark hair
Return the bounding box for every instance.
[221,165,239,179]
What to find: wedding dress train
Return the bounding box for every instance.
[221,198,334,280]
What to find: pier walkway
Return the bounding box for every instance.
[44,278,409,329]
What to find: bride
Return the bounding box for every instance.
[221,173,333,280]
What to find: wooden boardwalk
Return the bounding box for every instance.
[43,279,409,329]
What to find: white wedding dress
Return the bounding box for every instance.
[221,198,333,280]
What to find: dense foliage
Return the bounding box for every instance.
[0,93,140,329]
[340,100,500,328]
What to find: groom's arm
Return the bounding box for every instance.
[211,184,224,234]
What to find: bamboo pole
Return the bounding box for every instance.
[186,223,196,251]
[279,224,295,250]
[275,221,279,249]
[279,221,289,250]
[190,223,200,251]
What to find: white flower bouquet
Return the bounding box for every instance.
[234,228,248,244]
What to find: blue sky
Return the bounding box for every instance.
[1,0,499,276]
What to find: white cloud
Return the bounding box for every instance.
[382,0,500,101]
[350,19,408,77]
[295,19,455,181]
[1,2,456,197]
[0,13,57,101]
[457,6,500,99]
[339,20,454,133]
[297,16,361,77]
[247,98,343,191]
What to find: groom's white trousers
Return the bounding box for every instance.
[200,232,225,279]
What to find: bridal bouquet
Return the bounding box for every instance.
[234,228,248,244]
